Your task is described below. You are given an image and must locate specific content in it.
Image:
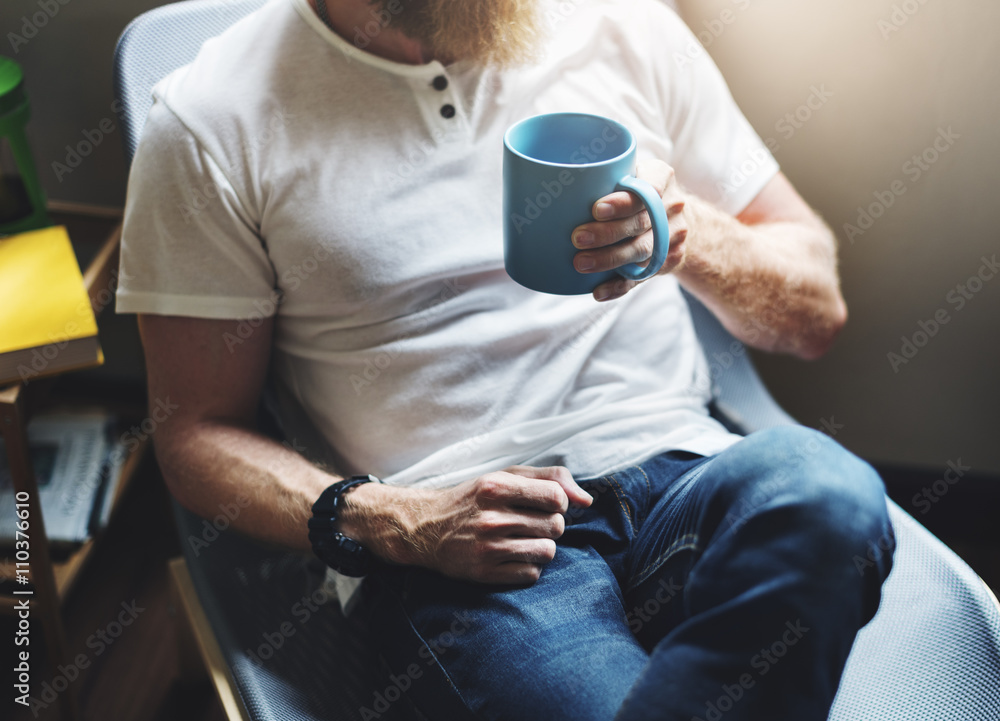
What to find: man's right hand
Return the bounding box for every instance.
[338,465,593,585]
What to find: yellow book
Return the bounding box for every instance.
[0,225,103,386]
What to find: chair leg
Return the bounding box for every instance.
[167,557,250,721]
[168,558,206,684]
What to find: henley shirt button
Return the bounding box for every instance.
[432,75,448,91]
[440,104,456,119]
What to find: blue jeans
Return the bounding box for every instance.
[360,427,895,721]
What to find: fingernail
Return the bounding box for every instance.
[577,255,596,271]
[594,285,611,301]
[595,202,614,220]
[573,230,595,248]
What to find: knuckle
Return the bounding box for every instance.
[475,540,501,562]
[631,234,654,262]
[608,279,635,299]
[475,476,506,500]
[550,514,566,537]
[592,224,617,249]
[610,245,631,269]
[476,510,501,532]
[542,485,563,509]
[539,540,557,562]
[641,158,672,194]
[662,165,675,190]
[629,210,651,236]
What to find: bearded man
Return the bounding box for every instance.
[117,0,894,719]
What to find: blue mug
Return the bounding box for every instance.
[503,112,669,295]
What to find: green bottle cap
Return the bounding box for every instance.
[0,56,27,117]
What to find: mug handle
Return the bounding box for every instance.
[612,175,670,282]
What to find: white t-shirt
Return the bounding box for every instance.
[117,0,780,489]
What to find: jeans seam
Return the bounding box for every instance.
[636,465,652,525]
[625,458,716,589]
[628,532,701,590]
[606,473,637,533]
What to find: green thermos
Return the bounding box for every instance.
[0,56,50,236]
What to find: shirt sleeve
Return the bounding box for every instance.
[655,7,780,216]
[116,96,279,320]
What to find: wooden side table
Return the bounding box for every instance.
[1,218,148,721]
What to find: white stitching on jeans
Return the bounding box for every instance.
[606,474,637,533]
[628,533,701,590]
[625,458,717,589]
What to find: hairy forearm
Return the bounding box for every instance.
[336,482,431,564]
[674,193,846,359]
[155,420,336,550]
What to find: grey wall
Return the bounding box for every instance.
[2,0,169,208]
[677,0,1000,474]
[4,0,997,472]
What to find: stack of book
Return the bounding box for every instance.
[0,225,103,386]
[0,409,130,560]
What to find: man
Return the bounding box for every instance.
[117,0,894,719]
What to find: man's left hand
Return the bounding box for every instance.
[571,158,689,302]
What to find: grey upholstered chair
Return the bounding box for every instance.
[114,1,1000,719]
